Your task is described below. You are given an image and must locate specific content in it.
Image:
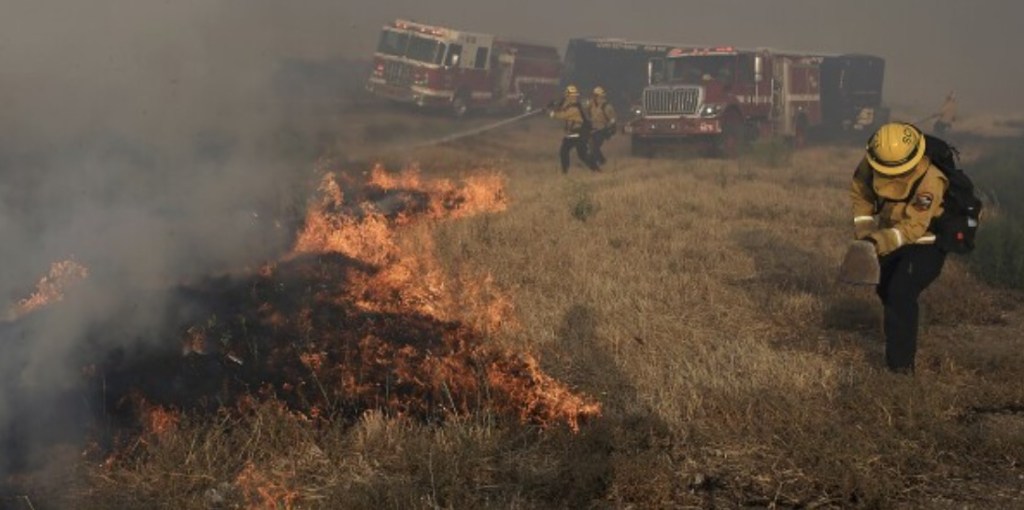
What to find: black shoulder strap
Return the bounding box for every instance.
[902,172,928,203]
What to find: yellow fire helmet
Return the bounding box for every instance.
[593,86,606,96]
[866,122,926,176]
[565,84,579,97]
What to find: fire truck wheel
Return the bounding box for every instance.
[630,136,654,157]
[792,115,809,148]
[716,117,745,158]
[451,93,470,118]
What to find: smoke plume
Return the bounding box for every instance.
[0,0,362,474]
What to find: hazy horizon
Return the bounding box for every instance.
[4,1,1022,118]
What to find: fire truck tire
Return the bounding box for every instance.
[792,114,809,148]
[451,92,470,118]
[630,136,654,157]
[715,117,745,158]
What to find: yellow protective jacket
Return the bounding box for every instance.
[550,99,589,136]
[587,98,617,130]
[850,157,948,256]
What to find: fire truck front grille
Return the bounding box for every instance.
[643,87,700,115]
[384,61,411,86]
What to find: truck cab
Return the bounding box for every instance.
[627,47,821,155]
[626,47,888,156]
[365,19,560,117]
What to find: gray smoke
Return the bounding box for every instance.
[0,0,368,473]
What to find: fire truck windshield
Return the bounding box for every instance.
[377,29,444,64]
[667,55,736,84]
[406,37,443,64]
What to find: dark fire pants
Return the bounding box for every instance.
[560,135,597,172]
[590,128,612,165]
[875,244,946,372]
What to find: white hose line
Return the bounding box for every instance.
[351,109,545,159]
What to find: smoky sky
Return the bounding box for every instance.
[74,0,1014,116]
[3,0,1022,126]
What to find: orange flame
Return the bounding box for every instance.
[279,167,596,429]
[138,400,180,439]
[290,169,514,332]
[235,461,300,510]
[8,259,88,319]
[486,353,603,433]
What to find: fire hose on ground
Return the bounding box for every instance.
[348,108,546,159]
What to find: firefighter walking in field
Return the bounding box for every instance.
[549,85,599,173]
[850,122,949,373]
[587,86,617,166]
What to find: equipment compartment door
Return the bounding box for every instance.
[785,60,821,136]
[493,49,515,101]
[771,58,788,136]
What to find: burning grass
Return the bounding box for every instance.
[5,259,88,321]
[54,164,600,507]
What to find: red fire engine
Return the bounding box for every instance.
[366,19,563,117]
[625,47,888,156]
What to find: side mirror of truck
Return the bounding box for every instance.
[647,58,664,85]
[754,55,764,83]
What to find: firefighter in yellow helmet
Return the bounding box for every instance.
[548,84,598,173]
[587,86,617,166]
[850,122,948,373]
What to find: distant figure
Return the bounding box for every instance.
[849,122,949,374]
[587,86,617,167]
[548,85,598,173]
[933,91,957,136]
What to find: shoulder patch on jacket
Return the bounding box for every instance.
[912,192,934,211]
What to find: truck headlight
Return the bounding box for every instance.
[700,103,724,117]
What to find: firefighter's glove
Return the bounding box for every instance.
[854,217,876,240]
[838,239,880,285]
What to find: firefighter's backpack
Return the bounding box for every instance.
[922,134,982,254]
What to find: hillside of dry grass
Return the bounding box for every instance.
[12,113,1024,509]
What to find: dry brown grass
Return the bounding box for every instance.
[423,120,1024,507]
[62,116,1024,509]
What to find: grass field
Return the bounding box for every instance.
[15,113,1024,509]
